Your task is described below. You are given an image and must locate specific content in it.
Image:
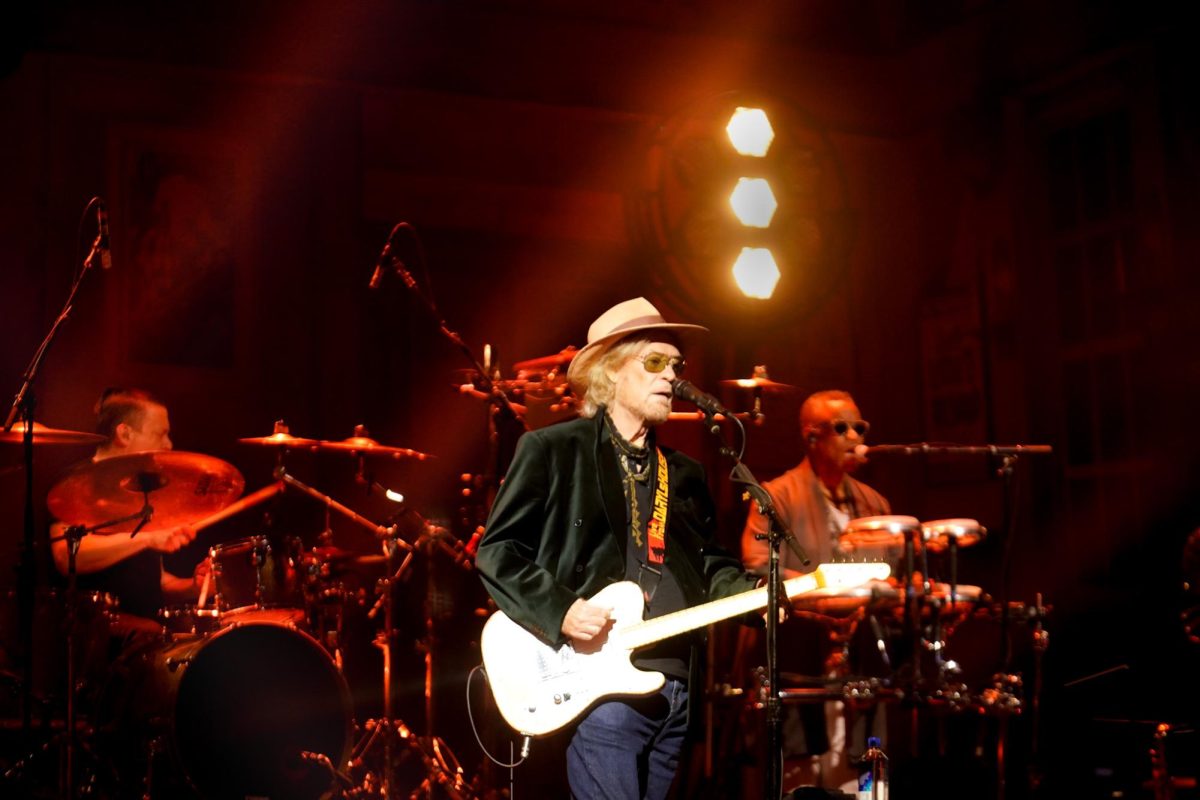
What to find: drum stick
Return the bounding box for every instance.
[192,482,284,533]
[197,569,211,608]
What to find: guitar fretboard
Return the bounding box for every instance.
[615,562,889,651]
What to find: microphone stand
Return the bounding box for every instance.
[696,409,809,800]
[370,222,526,431]
[2,198,105,796]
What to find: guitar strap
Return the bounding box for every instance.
[637,447,670,604]
[646,446,669,565]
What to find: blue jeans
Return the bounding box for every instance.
[566,678,689,800]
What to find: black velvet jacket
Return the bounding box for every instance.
[476,411,757,651]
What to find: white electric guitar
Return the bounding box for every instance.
[480,562,891,737]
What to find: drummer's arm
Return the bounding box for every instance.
[50,522,196,575]
[160,567,198,601]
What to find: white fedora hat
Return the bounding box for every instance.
[566,297,706,392]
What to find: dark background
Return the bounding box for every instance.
[2,1,1199,797]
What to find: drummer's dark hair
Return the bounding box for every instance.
[94,387,161,440]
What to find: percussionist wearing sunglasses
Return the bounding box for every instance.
[475,297,759,800]
[741,390,893,575]
[740,389,894,792]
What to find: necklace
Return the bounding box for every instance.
[607,416,651,546]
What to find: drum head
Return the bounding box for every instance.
[173,623,351,799]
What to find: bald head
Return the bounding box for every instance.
[800,390,868,479]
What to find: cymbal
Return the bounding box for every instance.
[316,426,432,461]
[513,347,578,374]
[0,421,105,446]
[719,365,795,392]
[840,515,921,548]
[239,433,319,447]
[237,420,319,448]
[721,376,796,392]
[48,450,245,533]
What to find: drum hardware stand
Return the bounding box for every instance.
[897,524,932,756]
[307,504,347,668]
[1025,594,1049,792]
[354,526,416,799]
[275,462,471,798]
[3,198,108,792]
[268,466,413,795]
[348,514,474,800]
[1149,723,1198,800]
[38,502,151,799]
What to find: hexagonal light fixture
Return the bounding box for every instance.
[729,177,778,228]
[725,107,774,157]
[732,247,781,299]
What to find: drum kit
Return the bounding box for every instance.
[2,418,483,800]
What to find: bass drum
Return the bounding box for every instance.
[100,621,352,799]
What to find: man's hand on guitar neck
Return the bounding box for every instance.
[562,597,614,647]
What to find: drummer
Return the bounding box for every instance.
[740,389,893,792]
[48,388,208,626]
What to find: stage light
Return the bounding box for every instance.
[634,92,849,325]
[732,247,780,299]
[729,178,777,228]
[726,107,774,157]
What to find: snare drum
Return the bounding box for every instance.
[97,620,352,799]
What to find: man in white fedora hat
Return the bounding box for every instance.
[476,297,759,799]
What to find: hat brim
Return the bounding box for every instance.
[566,321,707,392]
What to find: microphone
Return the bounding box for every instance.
[87,200,112,271]
[670,379,731,417]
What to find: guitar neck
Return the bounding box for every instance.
[615,562,891,651]
[617,574,817,651]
